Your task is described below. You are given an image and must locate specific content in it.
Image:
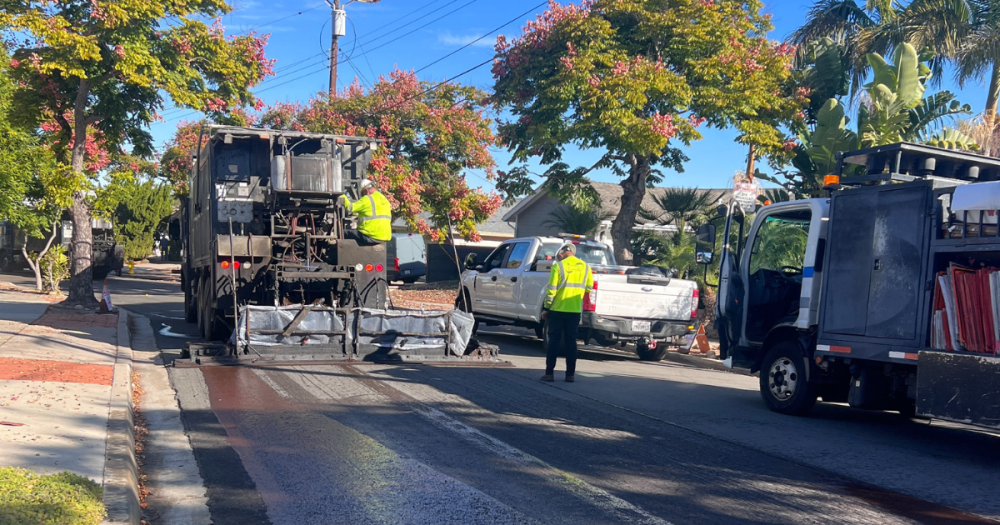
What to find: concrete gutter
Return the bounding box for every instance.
[101,309,140,525]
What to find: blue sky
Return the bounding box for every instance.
[151,0,993,192]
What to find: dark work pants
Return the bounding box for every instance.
[344,229,382,246]
[545,311,581,376]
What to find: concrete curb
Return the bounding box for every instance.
[659,350,754,376]
[101,309,140,525]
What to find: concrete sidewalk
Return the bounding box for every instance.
[0,291,139,524]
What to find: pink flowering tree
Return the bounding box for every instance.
[258,70,503,242]
[1,1,275,305]
[492,0,802,264]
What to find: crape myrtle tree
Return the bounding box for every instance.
[0,1,275,306]
[492,0,803,264]
[257,70,503,242]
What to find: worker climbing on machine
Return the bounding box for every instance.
[541,242,594,383]
[339,178,392,245]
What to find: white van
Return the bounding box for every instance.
[387,233,427,284]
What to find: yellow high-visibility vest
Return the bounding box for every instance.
[544,255,594,313]
[341,191,392,241]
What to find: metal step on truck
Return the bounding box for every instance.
[699,142,1000,428]
[180,125,493,366]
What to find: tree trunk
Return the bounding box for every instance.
[65,93,98,306]
[23,224,59,293]
[610,157,650,266]
[985,62,1000,156]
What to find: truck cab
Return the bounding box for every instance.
[704,143,1000,427]
[710,198,828,371]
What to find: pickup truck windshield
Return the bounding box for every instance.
[540,243,615,266]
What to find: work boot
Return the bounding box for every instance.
[541,374,554,382]
[565,375,575,383]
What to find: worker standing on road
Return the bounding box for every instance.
[541,243,594,383]
[339,179,392,245]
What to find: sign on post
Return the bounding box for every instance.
[733,180,759,213]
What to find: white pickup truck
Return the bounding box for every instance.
[458,235,699,360]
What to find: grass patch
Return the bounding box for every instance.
[0,467,105,525]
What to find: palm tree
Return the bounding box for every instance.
[954,1,1000,133]
[638,188,724,243]
[543,206,613,237]
[792,0,974,97]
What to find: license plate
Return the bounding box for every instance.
[631,320,651,333]
[403,270,410,275]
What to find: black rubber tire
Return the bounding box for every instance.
[636,342,668,361]
[183,273,197,323]
[199,276,226,341]
[455,289,473,313]
[196,275,206,335]
[0,251,10,272]
[534,325,544,340]
[759,341,818,415]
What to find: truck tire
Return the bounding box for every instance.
[636,342,667,361]
[0,251,10,272]
[183,273,197,323]
[760,341,817,415]
[534,325,544,340]
[199,276,227,341]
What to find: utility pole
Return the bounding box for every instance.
[327,0,342,97]
[326,0,380,98]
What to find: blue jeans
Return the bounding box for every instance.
[545,311,580,376]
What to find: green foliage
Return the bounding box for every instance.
[493,0,802,262]
[767,43,976,197]
[0,466,105,525]
[748,216,810,273]
[95,175,173,262]
[0,48,62,238]
[544,206,613,237]
[29,245,70,293]
[798,37,851,122]
[638,187,724,240]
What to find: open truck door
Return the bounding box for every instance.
[698,202,746,361]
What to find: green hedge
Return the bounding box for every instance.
[0,467,105,525]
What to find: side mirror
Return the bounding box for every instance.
[696,224,716,265]
[716,204,728,219]
[464,253,478,270]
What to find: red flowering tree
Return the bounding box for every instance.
[492,0,803,264]
[1,1,275,305]
[259,70,503,241]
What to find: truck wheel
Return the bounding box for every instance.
[760,341,817,415]
[534,325,544,340]
[636,342,667,361]
[199,276,226,341]
[183,275,197,324]
[0,251,10,272]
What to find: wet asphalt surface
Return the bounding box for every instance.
[7,271,1000,524]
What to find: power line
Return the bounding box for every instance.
[415,0,546,74]
[353,0,454,47]
[351,0,483,60]
[247,5,324,32]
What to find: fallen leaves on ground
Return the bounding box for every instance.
[390,288,457,309]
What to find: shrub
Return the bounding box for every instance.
[0,467,106,525]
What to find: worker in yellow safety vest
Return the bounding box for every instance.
[339,179,392,245]
[541,242,594,383]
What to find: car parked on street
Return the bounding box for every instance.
[459,235,698,360]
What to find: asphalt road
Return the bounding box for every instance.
[6,271,1000,524]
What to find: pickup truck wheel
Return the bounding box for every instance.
[636,342,667,361]
[760,341,817,415]
[534,325,544,340]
